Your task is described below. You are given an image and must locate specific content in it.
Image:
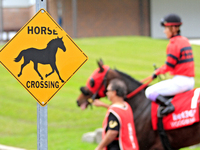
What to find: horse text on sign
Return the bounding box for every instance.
[0,9,88,106]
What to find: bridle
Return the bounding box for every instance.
[87,68,110,107]
[83,68,154,106]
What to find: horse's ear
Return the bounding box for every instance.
[97,59,104,73]
[61,37,63,39]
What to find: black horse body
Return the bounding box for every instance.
[14,37,66,82]
[77,63,200,150]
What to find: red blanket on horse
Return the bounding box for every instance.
[151,88,200,130]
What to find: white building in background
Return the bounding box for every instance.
[1,0,200,41]
[3,0,35,8]
[150,0,200,39]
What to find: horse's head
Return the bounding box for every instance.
[76,59,111,110]
[56,37,66,52]
[76,59,145,110]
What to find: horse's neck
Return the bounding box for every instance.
[114,69,142,93]
[113,70,153,146]
[114,70,151,118]
[46,42,58,54]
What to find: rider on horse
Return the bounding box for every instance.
[145,13,195,116]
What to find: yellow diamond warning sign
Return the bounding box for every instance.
[0,9,88,106]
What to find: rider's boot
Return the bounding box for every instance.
[156,95,175,115]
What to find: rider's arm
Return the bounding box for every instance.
[156,43,178,75]
[155,64,169,75]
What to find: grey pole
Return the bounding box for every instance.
[36,1,48,150]
[72,0,77,38]
[0,0,3,41]
[37,104,48,150]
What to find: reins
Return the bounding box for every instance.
[126,76,154,99]
[125,64,158,98]
[125,75,154,121]
[87,70,154,106]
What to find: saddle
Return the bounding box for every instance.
[152,88,200,130]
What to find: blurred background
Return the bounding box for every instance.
[0,0,200,150]
[0,0,200,42]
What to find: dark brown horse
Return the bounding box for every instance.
[76,60,200,150]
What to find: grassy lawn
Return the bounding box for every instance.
[0,36,200,149]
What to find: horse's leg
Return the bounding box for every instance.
[55,65,64,83]
[18,59,30,77]
[45,69,54,78]
[49,63,64,83]
[34,63,43,80]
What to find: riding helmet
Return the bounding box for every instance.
[161,13,182,26]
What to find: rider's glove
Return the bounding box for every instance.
[152,73,157,79]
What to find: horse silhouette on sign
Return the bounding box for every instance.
[14,37,66,82]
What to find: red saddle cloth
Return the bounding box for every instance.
[151,88,200,130]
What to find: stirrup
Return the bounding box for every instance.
[157,106,165,118]
[157,103,175,118]
[160,104,175,116]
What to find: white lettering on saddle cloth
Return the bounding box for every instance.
[172,110,196,121]
[170,88,200,128]
[171,110,196,127]
[191,88,200,109]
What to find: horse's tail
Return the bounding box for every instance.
[14,51,24,62]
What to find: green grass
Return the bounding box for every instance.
[0,36,200,149]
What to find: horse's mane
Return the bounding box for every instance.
[47,38,59,47]
[114,69,142,87]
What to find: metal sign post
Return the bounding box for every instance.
[37,104,48,150]
[0,0,3,41]
[72,0,77,38]
[36,1,47,150]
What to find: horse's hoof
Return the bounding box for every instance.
[61,80,64,83]
[41,77,43,80]
[18,74,21,77]
[45,74,48,78]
